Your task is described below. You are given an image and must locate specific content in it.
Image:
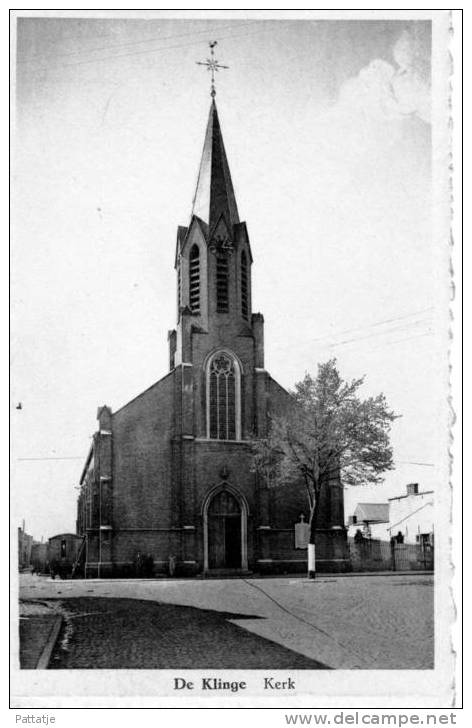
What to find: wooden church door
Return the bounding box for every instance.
[208,490,241,569]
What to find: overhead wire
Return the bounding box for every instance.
[17,456,85,461]
[395,461,435,467]
[344,330,434,355]
[17,20,257,64]
[19,23,275,73]
[16,456,436,466]
[309,307,433,346]
[328,320,432,349]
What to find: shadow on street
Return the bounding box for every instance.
[30,597,331,669]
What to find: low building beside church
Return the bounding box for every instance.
[18,522,33,571]
[76,95,349,577]
[387,483,434,545]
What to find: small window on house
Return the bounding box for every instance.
[241,251,248,319]
[189,245,200,313]
[216,253,229,312]
[418,533,432,546]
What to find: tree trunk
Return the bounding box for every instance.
[307,502,317,580]
[308,542,316,579]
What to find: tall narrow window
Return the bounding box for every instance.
[207,352,241,440]
[216,253,229,312]
[177,265,181,314]
[189,245,200,313]
[241,251,248,319]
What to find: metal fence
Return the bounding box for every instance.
[348,537,434,572]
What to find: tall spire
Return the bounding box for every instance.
[191,99,240,232]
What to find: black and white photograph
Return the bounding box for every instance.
[10,8,460,710]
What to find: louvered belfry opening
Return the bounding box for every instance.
[209,353,236,440]
[216,252,229,312]
[177,265,181,313]
[241,250,248,319]
[189,244,200,312]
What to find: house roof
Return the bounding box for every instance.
[388,490,434,502]
[354,503,390,524]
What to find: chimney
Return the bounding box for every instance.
[406,483,419,495]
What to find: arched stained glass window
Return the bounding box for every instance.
[207,351,241,440]
[189,245,200,312]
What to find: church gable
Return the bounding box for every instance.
[208,213,232,250]
[182,218,207,260]
[175,219,209,328]
[175,217,208,268]
[234,221,253,263]
[266,375,294,418]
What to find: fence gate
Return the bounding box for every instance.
[348,538,434,572]
[392,542,434,571]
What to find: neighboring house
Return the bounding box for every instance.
[75,96,349,578]
[388,483,434,545]
[30,540,48,572]
[348,503,390,540]
[347,483,434,546]
[347,484,434,572]
[18,522,33,570]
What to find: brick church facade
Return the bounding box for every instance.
[76,99,349,577]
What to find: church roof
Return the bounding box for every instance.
[191,100,239,234]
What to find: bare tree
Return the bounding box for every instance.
[252,359,398,578]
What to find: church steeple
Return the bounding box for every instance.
[171,45,259,373]
[191,100,239,233]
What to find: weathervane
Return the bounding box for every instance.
[196,41,229,98]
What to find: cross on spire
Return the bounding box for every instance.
[196,41,229,98]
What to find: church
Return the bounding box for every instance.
[76,75,349,578]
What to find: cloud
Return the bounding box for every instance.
[390,30,431,123]
[334,29,431,126]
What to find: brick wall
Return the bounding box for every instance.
[111,372,175,564]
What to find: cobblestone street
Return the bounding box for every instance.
[47,597,327,669]
[19,572,434,669]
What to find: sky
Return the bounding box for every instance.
[12,14,447,541]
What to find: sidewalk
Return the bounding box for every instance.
[19,601,62,669]
[24,569,433,585]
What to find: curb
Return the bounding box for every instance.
[249,570,434,580]
[36,616,63,669]
[299,570,434,580]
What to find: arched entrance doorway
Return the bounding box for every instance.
[203,485,248,572]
